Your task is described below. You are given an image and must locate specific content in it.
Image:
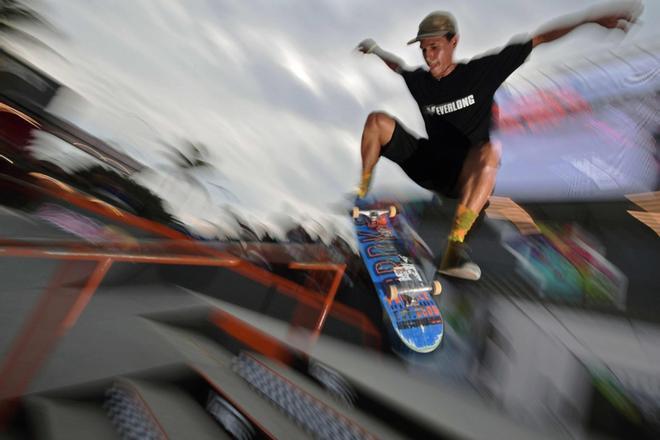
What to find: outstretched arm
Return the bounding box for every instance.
[356,38,409,73]
[531,1,643,48]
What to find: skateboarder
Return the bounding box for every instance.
[355,1,642,280]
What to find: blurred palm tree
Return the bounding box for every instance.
[159,139,237,203]
[1,3,179,229]
[0,0,52,46]
[160,140,213,198]
[68,165,175,224]
[162,140,212,170]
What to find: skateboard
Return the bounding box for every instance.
[352,205,444,353]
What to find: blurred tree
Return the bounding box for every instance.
[66,165,175,225]
[0,3,179,230]
[159,139,236,203]
[163,140,212,170]
[0,0,52,46]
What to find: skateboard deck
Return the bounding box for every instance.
[352,205,444,353]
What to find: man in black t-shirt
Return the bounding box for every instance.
[355,3,641,280]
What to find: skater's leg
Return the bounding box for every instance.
[450,140,501,241]
[438,141,501,280]
[457,141,501,215]
[358,112,396,198]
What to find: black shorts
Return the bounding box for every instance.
[381,121,471,198]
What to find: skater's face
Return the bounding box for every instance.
[420,35,457,79]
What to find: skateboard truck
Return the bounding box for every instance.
[388,280,442,301]
[352,206,397,220]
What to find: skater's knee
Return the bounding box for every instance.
[364,112,396,146]
[365,111,395,133]
[472,140,502,169]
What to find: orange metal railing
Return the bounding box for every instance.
[0,174,380,426]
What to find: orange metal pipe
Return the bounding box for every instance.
[311,264,346,340]
[61,258,113,331]
[0,260,105,426]
[210,310,293,364]
[0,174,384,420]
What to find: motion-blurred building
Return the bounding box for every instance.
[494,40,659,201]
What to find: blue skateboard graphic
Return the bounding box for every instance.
[352,205,444,353]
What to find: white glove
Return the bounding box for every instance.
[356,38,378,54]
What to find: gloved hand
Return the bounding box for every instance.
[356,38,378,54]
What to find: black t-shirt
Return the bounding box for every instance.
[401,39,533,148]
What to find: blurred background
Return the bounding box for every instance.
[0,0,658,438]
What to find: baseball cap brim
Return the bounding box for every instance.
[406,31,451,45]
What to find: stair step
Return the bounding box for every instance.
[238,352,403,439]
[146,320,309,438]
[119,378,229,440]
[25,396,118,440]
[195,361,309,440]
[145,320,235,367]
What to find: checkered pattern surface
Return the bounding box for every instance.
[308,360,356,406]
[103,384,164,440]
[233,353,374,440]
[206,391,255,440]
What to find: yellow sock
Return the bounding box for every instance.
[448,204,478,243]
[357,171,372,198]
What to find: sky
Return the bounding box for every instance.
[6,0,659,242]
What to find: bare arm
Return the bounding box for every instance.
[356,38,408,73]
[531,1,643,48]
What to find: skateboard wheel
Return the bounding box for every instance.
[432,280,442,296]
[388,285,398,300]
[352,207,360,219]
[388,206,397,218]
